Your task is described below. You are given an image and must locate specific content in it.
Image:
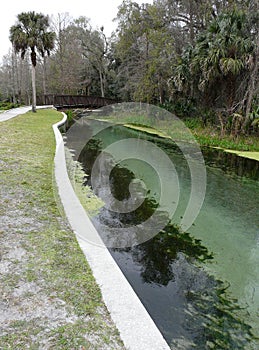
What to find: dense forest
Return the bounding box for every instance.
[0,0,258,134]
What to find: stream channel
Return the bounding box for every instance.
[65,118,259,349]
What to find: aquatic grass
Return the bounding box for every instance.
[126,117,259,152]
[65,147,104,217]
[123,123,171,139]
[96,114,196,143]
[99,114,154,128]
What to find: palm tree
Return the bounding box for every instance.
[192,9,252,101]
[10,12,55,112]
[194,9,256,134]
[174,8,256,134]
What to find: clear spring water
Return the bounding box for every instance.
[68,119,259,349]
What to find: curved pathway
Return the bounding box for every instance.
[0,105,54,122]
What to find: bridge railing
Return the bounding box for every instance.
[44,94,117,109]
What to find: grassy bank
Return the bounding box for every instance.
[95,109,259,160]
[183,120,259,161]
[184,119,259,151]
[0,109,124,349]
[110,121,259,161]
[94,112,259,160]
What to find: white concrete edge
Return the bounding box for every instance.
[52,112,171,350]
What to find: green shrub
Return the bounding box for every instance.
[184,118,204,130]
[159,99,197,118]
[0,101,21,110]
[64,109,77,128]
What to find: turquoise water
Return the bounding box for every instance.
[69,120,259,349]
[189,160,259,338]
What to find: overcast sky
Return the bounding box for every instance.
[0,0,153,63]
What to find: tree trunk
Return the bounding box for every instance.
[99,70,105,98]
[226,73,236,113]
[30,49,37,112]
[217,112,226,137]
[189,0,195,45]
[31,64,37,112]
[158,75,165,104]
[241,35,259,133]
[11,48,17,104]
[43,55,47,96]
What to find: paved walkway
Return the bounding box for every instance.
[0,105,54,122]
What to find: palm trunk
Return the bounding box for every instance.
[31,64,37,112]
[31,49,37,112]
[43,55,47,96]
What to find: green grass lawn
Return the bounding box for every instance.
[0,109,124,349]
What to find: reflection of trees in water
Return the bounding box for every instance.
[184,277,254,349]
[128,223,213,285]
[107,164,255,348]
[78,138,103,182]
[110,167,255,348]
[77,131,256,349]
[129,236,254,349]
[202,147,259,180]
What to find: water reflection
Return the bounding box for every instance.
[202,147,259,180]
[70,120,259,349]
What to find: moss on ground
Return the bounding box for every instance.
[123,123,170,139]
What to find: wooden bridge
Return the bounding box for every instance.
[44,94,117,109]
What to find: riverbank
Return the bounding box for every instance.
[213,147,259,161]
[124,123,259,162]
[0,109,125,349]
[93,111,259,162]
[185,122,259,159]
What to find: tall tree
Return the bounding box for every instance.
[10,11,55,112]
[74,17,109,98]
[114,1,174,103]
[48,13,81,94]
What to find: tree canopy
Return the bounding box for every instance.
[1,1,258,132]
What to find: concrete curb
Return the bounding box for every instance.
[52,113,171,350]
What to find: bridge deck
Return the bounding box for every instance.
[44,94,117,109]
